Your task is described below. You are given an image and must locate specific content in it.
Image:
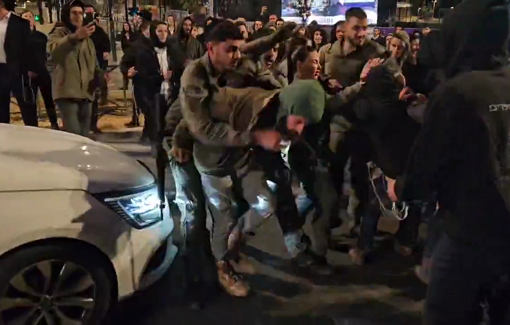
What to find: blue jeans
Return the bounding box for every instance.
[170,159,212,283]
[170,159,208,252]
[56,99,92,137]
[357,169,425,250]
[294,165,337,257]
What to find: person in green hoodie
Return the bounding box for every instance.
[47,0,102,137]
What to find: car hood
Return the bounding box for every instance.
[0,125,155,193]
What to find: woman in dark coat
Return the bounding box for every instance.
[120,21,186,144]
[120,21,136,52]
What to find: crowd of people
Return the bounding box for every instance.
[1,0,510,323]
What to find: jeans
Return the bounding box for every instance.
[357,167,422,250]
[170,159,208,251]
[293,164,337,257]
[423,207,442,259]
[56,99,92,137]
[201,163,275,261]
[170,158,212,282]
[329,129,370,227]
[201,155,307,260]
[425,234,510,325]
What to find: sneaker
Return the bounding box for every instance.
[216,261,250,297]
[50,123,60,131]
[348,247,367,266]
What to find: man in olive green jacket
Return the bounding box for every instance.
[47,0,99,137]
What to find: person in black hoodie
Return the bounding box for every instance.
[120,20,185,147]
[392,0,510,323]
[20,9,59,130]
[342,34,425,265]
[176,16,204,61]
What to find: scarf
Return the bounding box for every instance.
[154,47,170,99]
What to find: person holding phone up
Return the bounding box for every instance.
[47,0,105,137]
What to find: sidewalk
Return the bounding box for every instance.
[14,22,132,131]
[10,90,139,132]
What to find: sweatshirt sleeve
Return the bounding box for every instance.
[240,22,295,58]
[48,29,80,63]
[396,84,457,201]
[179,63,253,147]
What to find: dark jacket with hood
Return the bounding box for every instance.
[47,0,97,101]
[176,16,204,60]
[397,0,510,243]
[120,25,185,106]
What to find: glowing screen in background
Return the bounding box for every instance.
[281,0,378,25]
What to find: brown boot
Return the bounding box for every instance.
[348,247,367,266]
[227,230,256,274]
[216,261,250,297]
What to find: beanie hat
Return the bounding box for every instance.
[277,79,325,124]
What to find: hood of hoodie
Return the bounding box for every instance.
[439,0,510,78]
[177,16,193,41]
[61,0,84,33]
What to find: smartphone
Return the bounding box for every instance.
[83,12,95,26]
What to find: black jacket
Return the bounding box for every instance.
[120,36,185,102]
[397,0,510,243]
[29,29,49,68]
[176,17,204,61]
[90,25,111,69]
[346,64,421,179]
[120,31,135,52]
[4,13,42,77]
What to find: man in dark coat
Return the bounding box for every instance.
[394,1,510,323]
[0,0,41,126]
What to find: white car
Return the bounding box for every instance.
[0,125,178,324]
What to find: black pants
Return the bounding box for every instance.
[329,130,370,223]
[133,85,157,142]
[425,234,510,325]
[0,64,38,126]
[30,70,57,125]
[90,69,107,130]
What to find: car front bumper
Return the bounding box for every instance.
[109,201,178,299]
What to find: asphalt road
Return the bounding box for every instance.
[99,133,426,325]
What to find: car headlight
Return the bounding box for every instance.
[103,187,164,229]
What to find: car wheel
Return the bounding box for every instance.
[0,243,113,325]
